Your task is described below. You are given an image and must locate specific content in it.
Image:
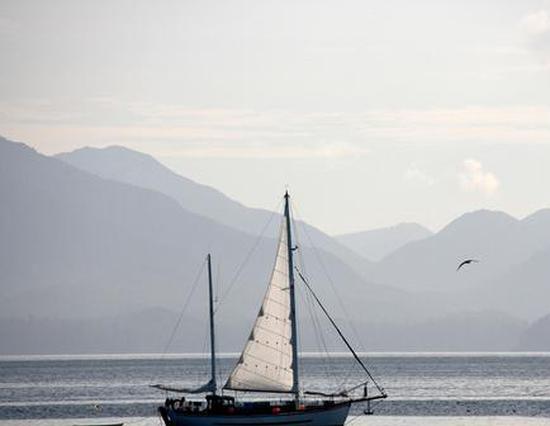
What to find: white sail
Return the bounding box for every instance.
[224,220,294,392]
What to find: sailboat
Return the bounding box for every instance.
[156,192,386,426]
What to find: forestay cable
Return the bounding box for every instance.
[295,268,386,397]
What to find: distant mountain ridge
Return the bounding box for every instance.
[0,137,253,319]
[370,209,550,293]
[336,223,433,261]
[56,146,373,280]
[56,146,249,230]
[0,136,418,350]
[2,135,550,352]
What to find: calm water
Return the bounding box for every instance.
[0,353,549,424]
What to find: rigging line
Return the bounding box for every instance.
[297,283,313,373]
[290,208,356,391]
[332,343,358,393]
[215,260,221,304]
[208,257,224,386]
[214,198,283,313]
[304,287,328,366]
[148,256,207,386]
[337,352,363,393]
[302,275,357,394]
[161,257,207,356]
[301,280,333,382]
[290,205,314,384]
[293,216,334,380]
[336,330,367,390]
[290,201,369,354]
[295,268,386,397]
[296,267,330,372]
[341,379,372,395]
[201,318,210,376]
[306,276,335,377]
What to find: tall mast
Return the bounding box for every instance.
[284,191,300,401]
[207,254,217,395]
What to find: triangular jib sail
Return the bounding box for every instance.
[224,220,294,393]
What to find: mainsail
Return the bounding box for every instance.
[224,220,294,393]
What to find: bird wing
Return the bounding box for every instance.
[457,259,480,271]
[456,260,468,271]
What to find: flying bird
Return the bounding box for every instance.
[456,259,479,271]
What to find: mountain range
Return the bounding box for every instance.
[369,209,550,320]
[56,146,373,280]
[336,223,433,261]
[0,137,409,352]
[2,135,550,353]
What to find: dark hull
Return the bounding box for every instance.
[159,402,351,426]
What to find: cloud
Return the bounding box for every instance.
[520,9,550,63]
[458,159,500,195]
[3,99,550,158]
[313,106,550,146]
[150,140,369,159]
[520,10,550,35]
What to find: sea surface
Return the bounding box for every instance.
[0,353,549,425]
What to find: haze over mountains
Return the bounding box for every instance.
[0,137,407,352]
[2,135,550,354]
[336,223,433,261]
[369,209,550,320]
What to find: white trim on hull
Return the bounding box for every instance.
[161,402,351,426]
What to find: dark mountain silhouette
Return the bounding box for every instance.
[336,223,432,261]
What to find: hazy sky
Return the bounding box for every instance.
[1,0,550,234]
